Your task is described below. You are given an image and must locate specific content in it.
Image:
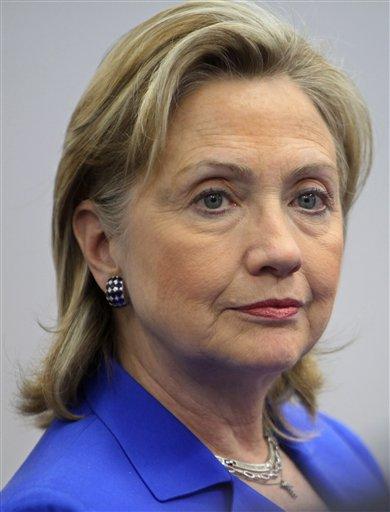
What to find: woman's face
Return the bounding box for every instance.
[117,74,344,375]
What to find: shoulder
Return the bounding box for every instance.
[1,486,87,512]
[281,401,385,479]
[1,407,143,511]
[315,408,387,482]
[280,401,389,510]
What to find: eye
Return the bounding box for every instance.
[192,187,235,216]
[192,186,335,217]
[293,187,335,216]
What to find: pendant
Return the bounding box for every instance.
[280,479,298,499]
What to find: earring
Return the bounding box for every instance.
[105,275,129,308]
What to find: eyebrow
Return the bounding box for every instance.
[177,159,339,183]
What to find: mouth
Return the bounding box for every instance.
[236,306,300,319]
[233,298,303,320]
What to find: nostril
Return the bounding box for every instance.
[259,260,301,278]
[291,263,301,273]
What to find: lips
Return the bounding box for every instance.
[234,298,303,320]
[236,298,303,310]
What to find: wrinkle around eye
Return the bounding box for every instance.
[154,185,189,212]
[157,173,341,214]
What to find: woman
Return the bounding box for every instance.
[2,0,389,510]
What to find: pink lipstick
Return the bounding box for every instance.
[234,298,303,320]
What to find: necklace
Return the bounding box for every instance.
[213,431,298,499]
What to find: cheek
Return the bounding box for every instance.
[154,235,232,310]
[124,217,234,321]
[306,227,344,339]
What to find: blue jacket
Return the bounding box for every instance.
[2,356,389,511]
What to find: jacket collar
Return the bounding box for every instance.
[83,356,232,502]
[82,356,382,509]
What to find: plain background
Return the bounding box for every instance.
[2,0,389,488]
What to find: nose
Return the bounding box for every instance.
[244,209,302,279]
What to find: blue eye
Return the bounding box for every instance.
[193,188,234,216]
[197,189,226,209]
[295,187,334,216]
[192,186,335,217]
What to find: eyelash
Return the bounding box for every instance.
[192,187,335,217]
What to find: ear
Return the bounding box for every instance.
[72,199,120,293]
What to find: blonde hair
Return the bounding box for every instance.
[15,0,372,440]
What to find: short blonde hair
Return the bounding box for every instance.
[16,0,372,438]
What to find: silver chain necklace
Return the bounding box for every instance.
[213,431,298,499]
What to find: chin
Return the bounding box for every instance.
[224,334,307,374]
[194,348,302,379]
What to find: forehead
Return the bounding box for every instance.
[158,74,337,181]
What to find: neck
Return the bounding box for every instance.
[117,323,281,463]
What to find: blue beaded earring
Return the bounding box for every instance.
[105,276,129,308]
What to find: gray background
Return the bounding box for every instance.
[2,0,389,488]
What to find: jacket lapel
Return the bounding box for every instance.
[83,357,232,502]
